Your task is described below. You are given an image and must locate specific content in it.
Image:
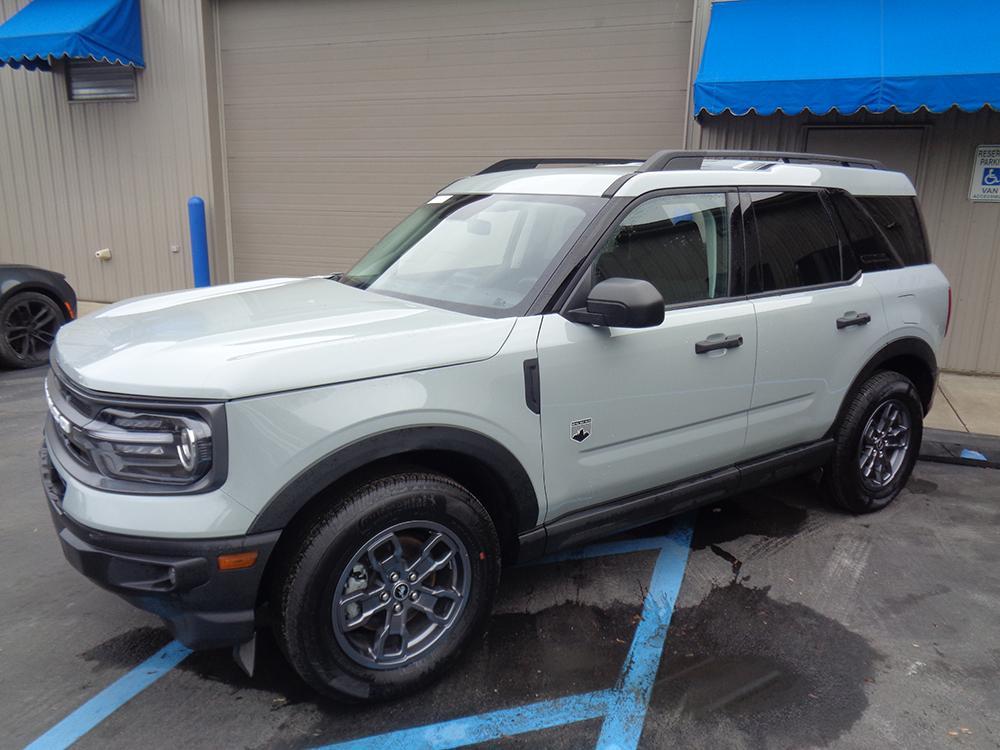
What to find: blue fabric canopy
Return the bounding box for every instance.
[0,0,144,71]
[694,0,1000,115]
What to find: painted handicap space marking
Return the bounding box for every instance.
[24,640,192,750]
[959,448,988,461]
[317,520,694,750]
[316,690,615,750]
[24,521,692,750]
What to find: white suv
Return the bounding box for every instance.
[40,150,950,701]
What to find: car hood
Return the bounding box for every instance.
[53,278,516,399]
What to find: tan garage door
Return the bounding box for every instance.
[217,0,693,280]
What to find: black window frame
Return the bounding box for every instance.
[741,186,860,299]
[550,187,747,317]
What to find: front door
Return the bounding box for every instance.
[536,191,757,523]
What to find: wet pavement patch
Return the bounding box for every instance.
[299,601,638,746]
[643,581,880,748]
[80,626,174,674]
[690,482,816,552]
[905,477,939,495]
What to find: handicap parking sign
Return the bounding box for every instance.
[970,145,1000,201]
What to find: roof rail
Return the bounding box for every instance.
[639,150,884,172]
[477,157,643,175]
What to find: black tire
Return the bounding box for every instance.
[273,471,501,702]
[825,370,923,514]
[0,291,64,369]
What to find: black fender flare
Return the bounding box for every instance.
[830,336,938,434]
[247,425,541,535]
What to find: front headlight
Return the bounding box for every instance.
[83,408,214,485]
[45,366,228,494]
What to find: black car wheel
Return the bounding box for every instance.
[0,291,65,369]
[273,471,501,702]
[824,370,923,513]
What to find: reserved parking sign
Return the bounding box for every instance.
[970,145,1000,201]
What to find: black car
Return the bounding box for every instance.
[0,264,77,369]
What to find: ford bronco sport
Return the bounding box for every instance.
[40,150,950,701]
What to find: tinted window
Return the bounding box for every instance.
[748,191,842,292]
[856,196,931,266]
[828,191,897,273]
[592,193,731,306]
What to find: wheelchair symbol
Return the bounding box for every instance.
[983,168,1000,186]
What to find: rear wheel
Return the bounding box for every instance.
[0,291,64,369]
[825,370,923,513]
[274,472,501,701]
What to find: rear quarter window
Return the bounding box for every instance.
[827,191,897,273]
[855,195,931,266]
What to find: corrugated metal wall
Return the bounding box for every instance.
[0,0,216,302]
[698,109,1000,374]
[216,0,695,281]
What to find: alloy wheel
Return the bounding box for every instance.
[331,520,471,670]
[858,398,911,489]
[2,297,60,362]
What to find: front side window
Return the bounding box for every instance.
[590,192,732,306]
[747,191,843,292]
[341,194,605,316]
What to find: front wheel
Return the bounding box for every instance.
[274,472,501,702]
[825,370,923,513]
[0,291,65,369]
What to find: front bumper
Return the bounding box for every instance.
[41,445,280,649]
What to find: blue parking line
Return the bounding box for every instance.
[24,640,191,750]
[316,690,614,750]
[596,523,693,750]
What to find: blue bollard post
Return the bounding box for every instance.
[188,196,211,288]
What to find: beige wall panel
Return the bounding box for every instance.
[218,0,693,281]
[699,109,1000,374]
[0,0,215,301]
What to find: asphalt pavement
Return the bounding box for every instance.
[2,366,998,749]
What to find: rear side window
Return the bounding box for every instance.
[855,196,931,266]
[827,191,897,273]
[747,191,844,292]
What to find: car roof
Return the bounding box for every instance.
[440,159,916,199]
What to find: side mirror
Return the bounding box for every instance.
[565,278,665,328]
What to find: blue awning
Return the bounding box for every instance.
[694,0,1000,116]
[0,0,144,71]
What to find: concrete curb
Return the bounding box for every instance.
[920,428,1000,469]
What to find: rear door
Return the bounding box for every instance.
[535,190,757,523]
[743,189,888,458]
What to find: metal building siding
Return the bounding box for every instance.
[698,109,1000,374]
[0,0,215,302]
[216,0,694,281]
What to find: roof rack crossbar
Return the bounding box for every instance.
[639,150,884,172]
[477,157,643,175]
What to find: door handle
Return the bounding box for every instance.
[836,312,871,330]
[695,334,743,354]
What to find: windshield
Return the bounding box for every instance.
[340,194,606,316]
